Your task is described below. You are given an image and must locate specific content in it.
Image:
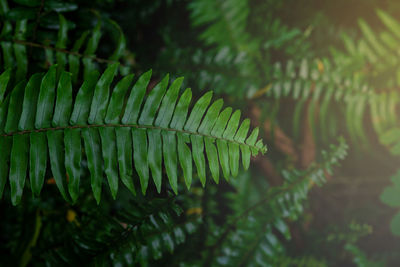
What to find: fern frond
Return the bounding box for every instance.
[0,65,267,205]
[345,244,385,267]
[203,138,348,266]
[334,10,400,89]
[211,216,288,266]
[41,198,199,266]
[253,57,399,145]
[187,0,265,97]
[0,0,127,84]
[189,0,251,50]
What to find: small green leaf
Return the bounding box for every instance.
[155,77,183,128]
[1,37,13,70]
[228,143,240,177]
[162,131,178,194]
[148,129,162,193]
[359,19,386,56]
[122,70,152,124]
[89,63,119,124]
[234,119,250,142]
[55,14,68,74]
[29,132,47,197]
[139,74,169,126]
[70,70,100,125]
[99,127,119,199]
[18,73,43,130]
[205,137,219,183]
[162,233,174,253]
[116,127,135,195]
[191,135,205,186]
[52,71,72,127]
[82,128,104,204]
[132,128,149,195]
[184,91,213,132]
[108,19,126,61]
[217,139,230,179]
[105,74,134,124]
[377,9,400,39]
[83,19,102,78]
[177,133,192,189]
[64,128,81,203]
[198,99,223,134]
[212,107,232,179]
[170,88,192,130]
[5,81,26,133]
[240,145,251,171]
[223,110,241,140]
[69,31,89,83]
[13,20,27,80]
[35,65,57,129]
[47,130,70,202]
[246,127,260,156]
[9,134,29,205]
[56,14,68,49]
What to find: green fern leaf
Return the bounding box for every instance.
[0,68,267,204]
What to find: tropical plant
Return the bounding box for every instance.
[3,0,400,266]
[0,62,266,205]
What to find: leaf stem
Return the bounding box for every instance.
[0,123,261,151]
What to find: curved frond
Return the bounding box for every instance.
[0,66,267,205]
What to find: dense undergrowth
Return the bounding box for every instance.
[1,0,400,266]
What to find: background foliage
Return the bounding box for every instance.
[2,0,400,266]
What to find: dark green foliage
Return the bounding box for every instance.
[185,1,400,149]
[0,0,127,83]
[199,138,347,266]
[41,198,200,266]
[3,0,400,266]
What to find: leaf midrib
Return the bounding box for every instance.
[0,123,259,151]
